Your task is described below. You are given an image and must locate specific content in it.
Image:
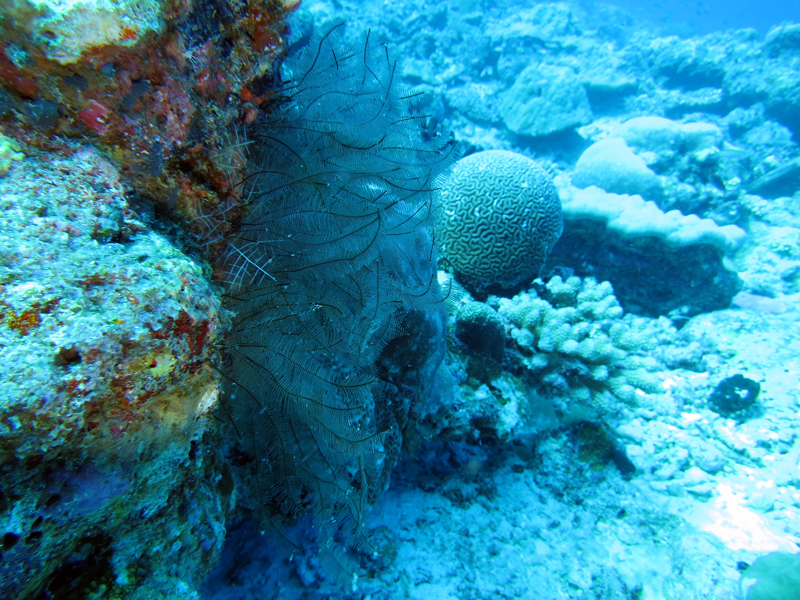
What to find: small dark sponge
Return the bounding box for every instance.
[455,301,506,363]
[708,374,760,421]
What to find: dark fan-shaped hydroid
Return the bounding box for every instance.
[214,21,458,576]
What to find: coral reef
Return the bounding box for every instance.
[560,186,746,253]
[0,0,308,594]
[550,186,744,318]
[3,0,166,66]
[550,112,751,317]
[572,115,746,219]
[438,150,562,294]
[572,137,663,202]
[194,2,800,598]
[2,0,800,598]
[0,0,301,243]
[417,272,701,447]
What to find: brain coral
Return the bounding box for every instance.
[438,150,563,292]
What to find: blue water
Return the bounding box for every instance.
[595,0,800,35]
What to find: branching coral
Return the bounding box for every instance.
[498,275,672,416]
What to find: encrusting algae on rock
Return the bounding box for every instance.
[0,144,230,599]
[0,134,23,177]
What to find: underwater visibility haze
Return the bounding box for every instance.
[0,0,799,599]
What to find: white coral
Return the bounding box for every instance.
[560,185,746,253]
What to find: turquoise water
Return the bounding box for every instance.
[598,0,800,35]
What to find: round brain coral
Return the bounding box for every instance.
[438,150,563,292]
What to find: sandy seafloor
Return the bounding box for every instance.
[200,1,800,599]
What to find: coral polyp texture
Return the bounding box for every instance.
[214,21,458,574]
[0,146,227,599]
[438,150,563,294]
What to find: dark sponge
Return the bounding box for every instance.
[708,374,760,421]
[455,301,506,363]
